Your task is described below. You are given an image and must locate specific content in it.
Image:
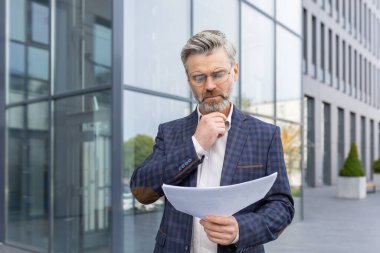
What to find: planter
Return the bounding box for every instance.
[337,176,366,199]
[374,174,380,188]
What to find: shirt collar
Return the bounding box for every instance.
[196,103,233,131]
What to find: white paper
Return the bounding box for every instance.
[162,172,277,219]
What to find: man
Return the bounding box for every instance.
[130,30,294,253]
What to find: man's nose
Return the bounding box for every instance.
[204,76,217,90]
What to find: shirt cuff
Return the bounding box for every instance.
[192,136,207,158]
[232,231,239,244]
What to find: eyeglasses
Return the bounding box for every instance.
[188,68,231,87]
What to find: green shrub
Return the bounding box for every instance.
[373,158,380,174]
[339,143,365,177]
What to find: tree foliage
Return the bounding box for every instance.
[373,158,380,174]
[339,143,365,177]
[124,134,154,178]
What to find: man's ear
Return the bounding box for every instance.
[233,63,239,82]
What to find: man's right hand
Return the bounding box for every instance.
[193,112,227,150]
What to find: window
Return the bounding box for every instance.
[312,16,317,78]
[378,123,380,157]
[370,120,374,179]
[342,40,346,92]
[354,0,358,35]
[276,26,302,123]
[328,29,333,85]
[369,10,372,48]
[323,102,331,185]
[241,5,274,117]
[364,4,367,44]
[306,96,315,187]
[335,0,339,22]
[369,62,372,105]
[328,0,333,15]
[348,45,352,95]
[335,35,339,89]
[359,0,362,38]
[338,108,345,171]
[55,0,112,93]
[54,92,112,253]
[364,58,367,102]
[320,22,325,81]
[348,0,352,30]
[361,116,366,173]
[123,91,190,252]
[6,102,49,251]
[342,0,346,26]
[354,50,357,97]
[303,8,308,73]
[350,112,356,145]
[359,54,362,100]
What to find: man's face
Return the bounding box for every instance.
[186,48,239,114]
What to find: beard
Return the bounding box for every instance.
[199,97,229,113]
[197,89,230,113]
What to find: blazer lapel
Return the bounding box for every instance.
[182,109,199,187]
[220,108,248,186]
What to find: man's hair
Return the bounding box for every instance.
[180,30,237,70]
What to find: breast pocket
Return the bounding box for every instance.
[233,164,266,183]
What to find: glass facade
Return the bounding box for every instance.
[1,0,303,252]
[3,0,113,252]
[122,1,302,252]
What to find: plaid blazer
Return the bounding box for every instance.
[130,107,294,253]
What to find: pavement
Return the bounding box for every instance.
[266,186,380,253]
[1,185,380,253]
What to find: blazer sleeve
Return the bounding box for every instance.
[234,126,295,250]
[130,123,203,204]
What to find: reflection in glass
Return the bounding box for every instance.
[247,0,274,16]
[10,0,26,41]
[55,0,112,93]
[276,26,302,123]
[276,0,302,34]
[6,102,49,252]
[277,120,302,221]
[241,6,274,117]
[28,47,49,99]
[123,91,190,252]
[31,1,49,44]
[9,42,26,103]
[54,92,111,253]
[29,47,49,80]
[124,0,190,96]
[8,44,50,103]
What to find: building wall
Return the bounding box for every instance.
[303,0,380,186]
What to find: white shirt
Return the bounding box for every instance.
[190,104,238,253]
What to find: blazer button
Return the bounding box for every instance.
[184,245,189,251]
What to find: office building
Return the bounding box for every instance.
[303,0,380,187]
[0,0,302,252]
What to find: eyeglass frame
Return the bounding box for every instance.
[187,66,234,87]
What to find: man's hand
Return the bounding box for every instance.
[194,112,227,150]
[200,215,239,245]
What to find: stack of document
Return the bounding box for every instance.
[162,172,277,219]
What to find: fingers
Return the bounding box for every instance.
[193,113,228,150]
[199,216,239,245]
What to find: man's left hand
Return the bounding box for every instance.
[200,215,239,245]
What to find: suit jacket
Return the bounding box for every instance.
[130,107,294,253]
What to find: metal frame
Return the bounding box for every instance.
[0,0,6,242]
[111,0,124,252]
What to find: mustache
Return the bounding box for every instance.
[201,92,227,102]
